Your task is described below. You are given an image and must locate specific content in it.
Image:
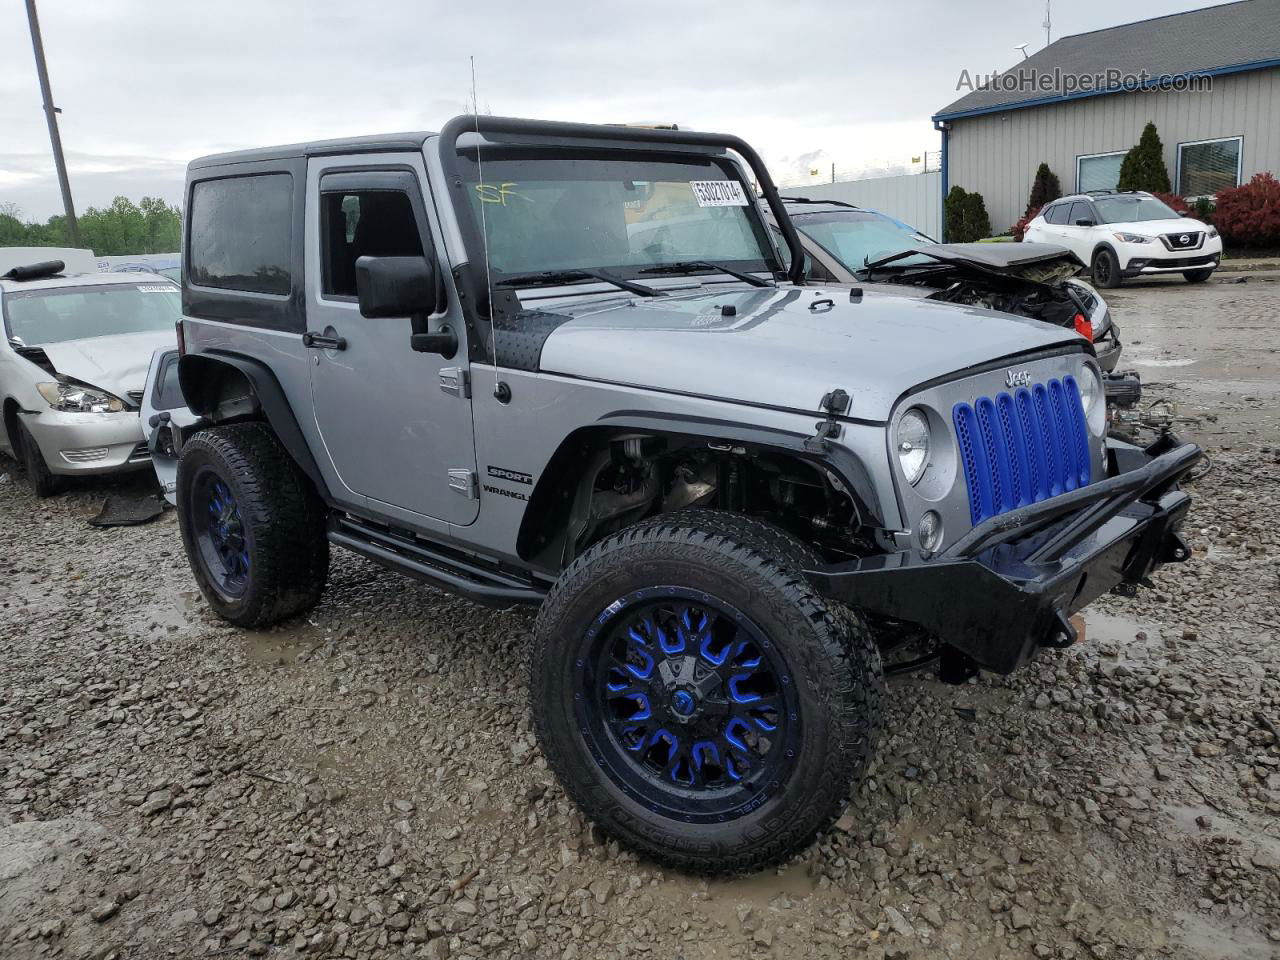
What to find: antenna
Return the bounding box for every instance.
[1042,0,1052,46]
[1015,43,1030,60]
[469,56,505,400]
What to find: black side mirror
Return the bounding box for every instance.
[1074,218,1096,227]
[355,255,438,318]
[355,255,456,357]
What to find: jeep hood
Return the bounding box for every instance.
[38,330,176,401]
[536,287,1082,421]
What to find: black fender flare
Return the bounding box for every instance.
[514,414,886,564]
[177,351,330,501]
[593,412,885,527]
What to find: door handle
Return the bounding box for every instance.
[303,331,347,351]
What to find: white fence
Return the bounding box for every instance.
[781,171,943,240]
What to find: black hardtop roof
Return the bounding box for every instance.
[189,131,438,169]
[186,115,765,171]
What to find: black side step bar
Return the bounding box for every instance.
[328,516,547,609]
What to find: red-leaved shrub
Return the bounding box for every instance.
[1150,191,1191,216]
[1212,173,1280,248]
[1013,205,1042,242]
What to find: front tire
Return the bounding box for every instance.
[176,422,328,627]
[17,420,63,498]
[1092,248,1122,288]
[531,512,883,872]
[1183,268,1214,283]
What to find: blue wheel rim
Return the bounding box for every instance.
[191,467,250,598]
[574,587,801,824]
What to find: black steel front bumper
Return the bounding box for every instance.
[806,435,1203,674]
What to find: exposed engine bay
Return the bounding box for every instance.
[860,243,1092,331]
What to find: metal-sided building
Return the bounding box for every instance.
[933,0,1280,234]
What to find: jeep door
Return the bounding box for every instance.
[304,157,478,525]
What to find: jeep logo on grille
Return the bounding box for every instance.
[1005,369,1032,388]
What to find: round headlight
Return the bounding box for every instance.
[1077,365,1105,435]
[895,408,931,485]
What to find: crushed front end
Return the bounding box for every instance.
[807,352,1202,675]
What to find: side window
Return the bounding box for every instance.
[151,351,184,410]
[321,190,427,298]
[188,174,293,295]
[1044,203,1067,225]
[1067,201,1093,225]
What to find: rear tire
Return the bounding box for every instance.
[1092,248,1122,288]
[176,422,328,627]
[1183,268,1214,283]
[17,420,63,498]
[531,511,884,872]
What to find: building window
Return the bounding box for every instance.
[1177,137,1242,198]
[1076,152,1126,193]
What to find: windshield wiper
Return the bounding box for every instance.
[494,269,662,297]
[639,260,773,288]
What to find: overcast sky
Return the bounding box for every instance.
[0,0,1236,222]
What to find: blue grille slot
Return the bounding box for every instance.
[952,376,1092,525]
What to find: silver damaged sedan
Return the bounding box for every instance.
[0,260,178,496]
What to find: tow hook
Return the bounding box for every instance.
[1162,531,1191,563]
[1040,609,1079,649]
[804,388,850,452]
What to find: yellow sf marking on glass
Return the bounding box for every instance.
[475,182,531,205]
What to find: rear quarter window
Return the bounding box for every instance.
[188,174,293,295]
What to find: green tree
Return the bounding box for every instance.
[944,186,992,242]
[0,203,31,246]
[1027,162,1062,213]
[0,196,181,255]
[944,186,969,242]
[1117,122,1172,193]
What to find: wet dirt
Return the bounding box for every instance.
[0,280,1277,960]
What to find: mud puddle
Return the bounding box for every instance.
[241,621,324,665]
[1176,909,1276,960]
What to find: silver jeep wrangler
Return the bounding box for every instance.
[163,116,1201,872]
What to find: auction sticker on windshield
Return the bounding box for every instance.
[690,180,748,207]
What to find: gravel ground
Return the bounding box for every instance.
[1,278,1277,960]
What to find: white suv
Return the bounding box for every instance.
[1024,190,1221,288]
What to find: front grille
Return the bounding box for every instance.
[61,447,109,463]
[1161,231,1203,251]
[952,377,1092,526]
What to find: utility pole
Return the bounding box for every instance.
[1043,0,1052,47]
[24,0,79,246]
[831,162,835,184]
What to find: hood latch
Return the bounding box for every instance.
[803,388,850,452]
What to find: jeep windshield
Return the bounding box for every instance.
[458,151,781,285]
[3,282,180,347]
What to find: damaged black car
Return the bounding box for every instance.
[767,198,1124,373]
